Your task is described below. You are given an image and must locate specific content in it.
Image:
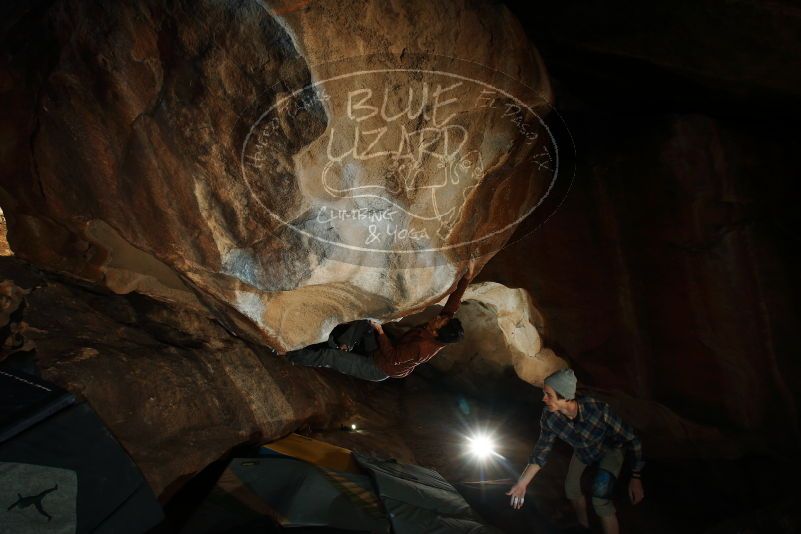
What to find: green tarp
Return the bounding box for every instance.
[178,434,500,533]
[0,368,164,534]
[354,454,501,534]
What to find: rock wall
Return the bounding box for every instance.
[480,101,801,457]
[0,209,10,256]
[0,0,556,351]
[396,281,568,395]
[0,256,361,498]
[3,0,798,496]
[459,0,801,460]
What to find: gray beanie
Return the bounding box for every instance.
[544,368,577,400]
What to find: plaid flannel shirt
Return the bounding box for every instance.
[529,395,645,473]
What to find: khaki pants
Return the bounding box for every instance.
[564,448,624,517]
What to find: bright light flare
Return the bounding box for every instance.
[466,433,498,460]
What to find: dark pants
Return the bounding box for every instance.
[286,345,389,382]
[328,320,379,354]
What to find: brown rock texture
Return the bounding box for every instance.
[425,281,568,392]
[0,256,361,498]
[0,0,557,351]
[0,210,10,256]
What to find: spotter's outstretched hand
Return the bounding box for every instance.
[506,482,527,509]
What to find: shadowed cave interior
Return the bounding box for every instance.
[1,1,800,533]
